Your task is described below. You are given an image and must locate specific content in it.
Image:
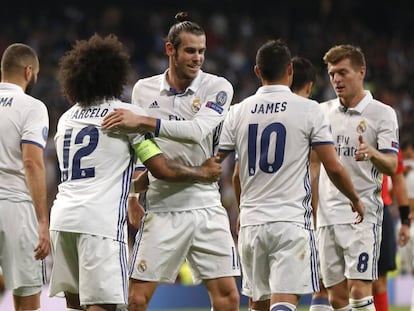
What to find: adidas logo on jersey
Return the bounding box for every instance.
[149,101,160,108]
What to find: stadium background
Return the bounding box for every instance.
[1,0,414,309]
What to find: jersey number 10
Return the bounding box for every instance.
[248,122,286,176]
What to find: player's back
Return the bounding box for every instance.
[0,82,48,201]
[51,99,143,241]
[228,85,331,227]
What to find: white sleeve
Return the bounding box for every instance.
[158,77,234,143]
[21,99,49,148]
[218,105,237,152]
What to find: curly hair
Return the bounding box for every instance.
[58,33,131,107]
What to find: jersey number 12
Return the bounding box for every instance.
[61,126,99,181]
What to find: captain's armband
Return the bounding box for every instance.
[134,138,162,163]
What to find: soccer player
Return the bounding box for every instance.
[316,44,399,311]
[48,33,222,311]
[232,55,328,311]
[0,43,50,311]
[373,148,410,311]
[217,39,364,311]
[102,12,240,311]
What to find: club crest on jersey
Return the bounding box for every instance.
[356,120,367,134]
[138,260,147,272]
[191,98,201,113]
[216,91,227,106]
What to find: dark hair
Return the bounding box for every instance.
[291,56,317,92]
[1,43,38,76]
[164,11,205,50]
[256,39,291,81]
[58,33,131,107]
[323,44,366,70]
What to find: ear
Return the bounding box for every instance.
[306,81,314,97]
[359,66,366,80]
[254,65,261,79]
[165,42,174,56]
[287,62,293,77]
[24,65,33,82]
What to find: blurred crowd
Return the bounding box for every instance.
[1,0,413,236]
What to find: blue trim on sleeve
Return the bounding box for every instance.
[379,148,398,154]
[21,139,45,149]
[134,166,147,171]
[310,141,334,147]
[155,119,161,137]
[218,148,235,154]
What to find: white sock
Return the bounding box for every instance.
[411,287,414,311]
[333,306,351,311]
[270,302,296,311]
[310,305,333,311]
[310,296,333,311]
[66,308,82,311]
[349,296,375,310]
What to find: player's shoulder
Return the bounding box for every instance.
[105,99,145,114]
[200,71,233,90]
[133,73,163,89]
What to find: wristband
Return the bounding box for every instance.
[128,193,139,199]
[399,205,411,226]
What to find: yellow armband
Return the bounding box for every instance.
[134,138,162,163]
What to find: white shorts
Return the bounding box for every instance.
[0,200,46,292]
[239,222,319,301]
[48,231,128,308]
[317,222,381,287]
[129,207,240,284]
[399,223,414,273]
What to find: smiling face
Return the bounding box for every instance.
[166,31,206,90]
[327,57,365,108]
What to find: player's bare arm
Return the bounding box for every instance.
[102,108,156,132]
[355,135,398,175]
[314,144,365,223]
[144,154,221,183]
[22,143,50,260]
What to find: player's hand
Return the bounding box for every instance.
[355,135,371,162]
[102,108,142,132]
[350,198,365,224]
[128,196,145,229]
[34,220,50,260]
[398,223,411,246]
[200,156,222,182]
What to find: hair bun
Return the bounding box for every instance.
[175,11,188,22]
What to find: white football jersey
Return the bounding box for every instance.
[0,83,49,202]
[131,70,234,211]
[317,91,399,226]
[50,100,149,242]
[219,85,333,229]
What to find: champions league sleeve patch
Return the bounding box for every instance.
[392,141,399,149]
[216,91,227,106]
[206,101,224,114]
